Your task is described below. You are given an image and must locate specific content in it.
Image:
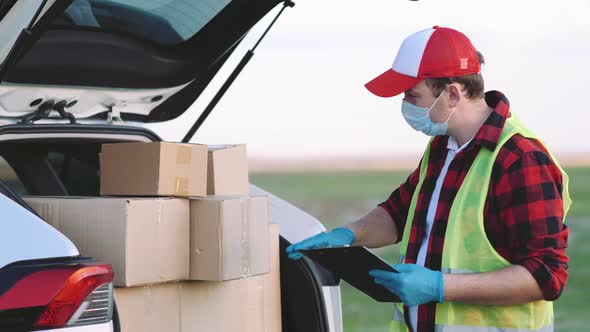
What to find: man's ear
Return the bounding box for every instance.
[447,84,461,108]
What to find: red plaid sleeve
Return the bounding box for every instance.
[491,136,569,301]
[378,162,421,243]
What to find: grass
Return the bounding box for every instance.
[251,167,590,332]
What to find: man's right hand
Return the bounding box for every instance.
[286,227,356,260]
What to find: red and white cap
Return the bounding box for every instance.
[365,26,480,98]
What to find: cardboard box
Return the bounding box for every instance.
[114,283,181,332]
[24,196,190,287]
[100,142,208,197]
[189,195,269,281]
[263,224,283,332]
[207,144,249,196]
[114,224,282,332]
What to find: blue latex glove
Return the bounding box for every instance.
[369,264,444,306]
[286,227,355,260]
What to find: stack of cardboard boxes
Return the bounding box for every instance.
[24,143,281,332]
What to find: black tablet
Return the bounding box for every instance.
[300,246,401,303]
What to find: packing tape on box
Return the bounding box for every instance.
[240,197,251,277]
[176,145,192,165]
[155,201,165,281]
[175,177,189,196]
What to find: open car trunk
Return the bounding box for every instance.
[0,125,341,332]
[0,1,343,330]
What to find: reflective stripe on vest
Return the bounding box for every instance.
[391,305,409,332]
[391,113,570,332]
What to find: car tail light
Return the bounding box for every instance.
[32,264,114,330]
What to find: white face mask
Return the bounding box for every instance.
[401,91,454,136]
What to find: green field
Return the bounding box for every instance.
[251,167,590,332]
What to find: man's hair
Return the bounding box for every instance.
[425,51,485,99]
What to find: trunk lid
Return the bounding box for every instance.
[0,0,284,127]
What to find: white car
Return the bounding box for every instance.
[0,0,343,331]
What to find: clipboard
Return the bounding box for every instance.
[300,246,401,302]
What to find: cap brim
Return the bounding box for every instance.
[365,69,421,98]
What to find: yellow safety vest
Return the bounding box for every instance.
[391,114,571,332]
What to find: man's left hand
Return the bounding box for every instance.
[369,264,444,307]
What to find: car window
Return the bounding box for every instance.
[59,0,232,45]
[0,156,27,195]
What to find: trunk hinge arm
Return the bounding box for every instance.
[181,0,295,143]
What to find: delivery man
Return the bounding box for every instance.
[286,26,571,332]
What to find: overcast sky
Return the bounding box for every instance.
[147,0,590,160]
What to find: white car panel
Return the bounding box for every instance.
[250,184,326,244]
[322,286,344,332]
[34,321,113,332]
[0,82,189,120]
[0,193,78,269]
